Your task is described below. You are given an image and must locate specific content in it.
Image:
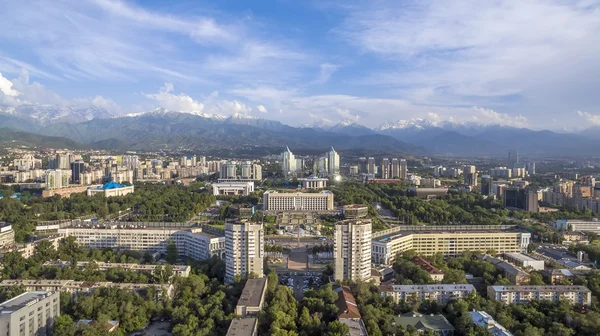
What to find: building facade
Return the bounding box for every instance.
[487,285,592,306]
[380,284,476,304]
[262,190,334,211]
[212,181,255,196]
[225,221,264,284]
[334,220,372,281]
[0,291,60,336]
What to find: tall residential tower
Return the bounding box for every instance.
[225,221,264,284]
[334,219,372,281]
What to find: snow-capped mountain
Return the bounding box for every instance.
[0,104,116,125]
[377,118,440,131]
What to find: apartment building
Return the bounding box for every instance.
[487,285,592,306]
[262,190,334,212]
[380,284,476,304]
[57,226,225,261]
[235,278,268,317]
[0,280,174,300]
[334,220,372,281]
[478,255,530,285]
[469,311,513,336]
[225,221,264,284]
[372,227,531,264]
[412,256,444,282]
[0,223,15,248]
[503,253,544,271]
[0,291,60,336]
[552,219,600,232]
[226,317,258,336]
[42,261,191,278]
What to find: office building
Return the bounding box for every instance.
[371,226,531,264]
[508,150,519,168]
[70,160,85,184]
[235,278,268,317]
[298,176,328,190]
[281,147,296,176]
[400,159,408,179]
[0,291,60,336]
[212,181,255,196]
[481,175,492,196]
[469,311,513,336]
[463,165,477,187]
[327,147,340,176]
[58,225,225,261]
[504,253,544,271]
[380,158,390,179]
[334,219,372,281]
[367,157,376,176]
[225,221,264,284]
[552,219,600,232]
[0,223,15,249]
[503,187,538,213]
[487,285,591,306]
[395,312,455,336]
[226,318,258,336]
[262,190,334,211]
[87,181,135,197]
[380,284,476,304]
[358,157,367,175]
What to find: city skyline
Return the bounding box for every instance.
[0,1,598,130]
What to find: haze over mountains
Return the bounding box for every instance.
[0,104,599,156]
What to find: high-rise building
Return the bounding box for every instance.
[225,221,264,284]
[44,169,70,190]
[367,157,376,176]
[327,147,340,176]
[220,161,238,179]
[70,160,85,184]
[317,157,328,175]
[399,159,408,179]
[464,165,477,187]
[508,150,519,168]
[359,157,367,174]
[391,158,400,179]
[241,162,252,179]
[0,291,60,336]
[526,162,536,176]
[503,187,538,213]
[281,147,296,176]
[380,158,390,179]
[191,155,197,167]
[481,175,492,196]
[334,219,372,282]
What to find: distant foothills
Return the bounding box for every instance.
[1,105,600,157]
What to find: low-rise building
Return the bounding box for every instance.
[469,311,513,336]
[0,291,60,336]
[561,232,587,244]
[212,181,255,196]
[487,285,592,306]
[42,261,191,278]
[78,319,119,333]
[342,204,369,219]
[262,190,334,212]
[412,256,445,282]
[552,219,600,232]
[226,317,258,336]
[335,286,368,336]
[298,176,328,190]
[379,284,476,304]
[0,223,15,248]
[503,253,544,271]
[235,278,268,317]
[407,187,449,199]
[394,312,455,336]
[478,255,530,285]
[86,181,134,197]
[542,269,593,285]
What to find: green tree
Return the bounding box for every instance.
[166,241,178,264]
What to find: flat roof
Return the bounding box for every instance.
[226,317,257,336]
[339,318,369,336]
[505,253,542,262]
[490,285,591,293]
[381,284,475,293]
[0,291,54,313]
[237,278,267,308]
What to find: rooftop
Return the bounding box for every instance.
[380,284,476,293]
[335,286,361,319]
[490,285,591,293]
[0,291,55,313]
[505,253,541,262]
[394,312,455,332]
[237,278,267,308]
[226,317,257,336]
[339,318,369,336]
[469,311,513,336]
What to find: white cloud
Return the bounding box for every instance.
[471,106,528,127]
[577,110,600,126]
[314,63,339,84]
[0,72,19,97]
[256,105,268,113]
[143,82,204,112]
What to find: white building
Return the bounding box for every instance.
[487,285,592,306]
[0,291,60,336]
[334,219,372,281]
[469,311,513,336]
[327,147,340,176]
[380,284,476,304]
[552,219,600,232]
[86,181,135,197]
[298,176,328,190]
[281,147,296,176]
[262,190,334,211]
[0,223,15,249]
[504,253,544,271]
[44,169,70,189]
[225,221,264,284]
[212,181,255,196]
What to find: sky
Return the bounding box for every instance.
[0,0,599,131]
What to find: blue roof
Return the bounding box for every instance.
[102,181,124,189]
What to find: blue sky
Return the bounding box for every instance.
[0,0,599,130]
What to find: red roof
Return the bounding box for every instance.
[412,256,444,275]
[336,286,361,319]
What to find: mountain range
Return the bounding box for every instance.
[0,104,599,156]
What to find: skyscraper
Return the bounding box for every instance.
[464,165,478,187]
[508,150,519,168]
[481,175,492,196]
[381,158,390,179]
[391,158,400,179]
[367,157,376,176]
[399,159,408,179]
[334,219,372,282]
[358,157,367,174]
[70,160,85,184]
[327,147,340,176]
[281,147,296,176]
[225,221,264,284]
[240,161,252,179]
